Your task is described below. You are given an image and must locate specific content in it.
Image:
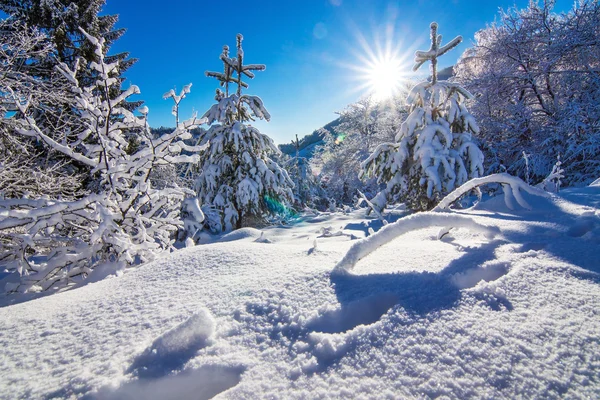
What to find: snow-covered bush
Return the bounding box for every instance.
[455,0,600,185]
[0,30,204,293]
[536,156,564,193]
[194,34,293,232]
[362,22,484,211]
[312,95,408,207]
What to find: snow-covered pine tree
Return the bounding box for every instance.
[362,22,484,211]
[195,34,293,232]
[284,134,320,208]
[1,1,141,200]
[1,0,135,81]
[0,19,84,200]
[1,30,204,293]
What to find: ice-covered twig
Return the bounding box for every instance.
[357,190,388,225]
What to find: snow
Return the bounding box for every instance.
[1,186,600,398]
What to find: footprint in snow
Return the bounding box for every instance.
[450,262,510,290]
[305,293,398,334]
[91,309,246,400]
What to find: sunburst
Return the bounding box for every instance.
[340,21,419,102]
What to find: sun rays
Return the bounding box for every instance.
[340,20,420,102]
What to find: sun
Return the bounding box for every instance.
[367,56,405,100]
[338,22,417,103]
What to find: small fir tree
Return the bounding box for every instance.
[195,34,293,232]
[362,22,484,211]
[284,134,320,208]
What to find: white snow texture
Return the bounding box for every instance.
[1,183,599,399]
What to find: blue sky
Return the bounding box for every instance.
[102,0,574,144]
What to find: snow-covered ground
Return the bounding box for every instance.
[1,184,599,399]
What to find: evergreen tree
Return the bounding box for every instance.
[362,22,484,211]
[0,0,135,79]
[1,1,140,197]
[284,134,321,208]
[195,34,293,232]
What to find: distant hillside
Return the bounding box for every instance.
[437,66,454,81]
[279,117,340,158]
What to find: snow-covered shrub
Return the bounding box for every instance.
[0,30,204,293]
[455,1,600,185]
[362,22,484,211]
[312,95,408,207]
[537,156,564,193]
[194,35,293,232]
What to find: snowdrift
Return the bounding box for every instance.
[0,185,599,399]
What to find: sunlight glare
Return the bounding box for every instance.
[335,19,419,104]
[368,56,404,100]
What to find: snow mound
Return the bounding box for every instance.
[451,262,510,289]
[217,227,264,242]
[127,309,215,379]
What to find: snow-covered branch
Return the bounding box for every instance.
[332,212,499,275]
[434,173,550,211]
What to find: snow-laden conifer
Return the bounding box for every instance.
[362,22,484,211]
[0,30,205,293]
[284,135,322,209]
[195,34,293,232]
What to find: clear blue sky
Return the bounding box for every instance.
[102,0,574,144]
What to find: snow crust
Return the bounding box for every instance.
[1,186,599,399]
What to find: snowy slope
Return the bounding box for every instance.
[1,187,599,399]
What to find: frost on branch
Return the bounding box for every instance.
[362,22,484,211]
[1,30,204,294]
[194,34,293,232]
